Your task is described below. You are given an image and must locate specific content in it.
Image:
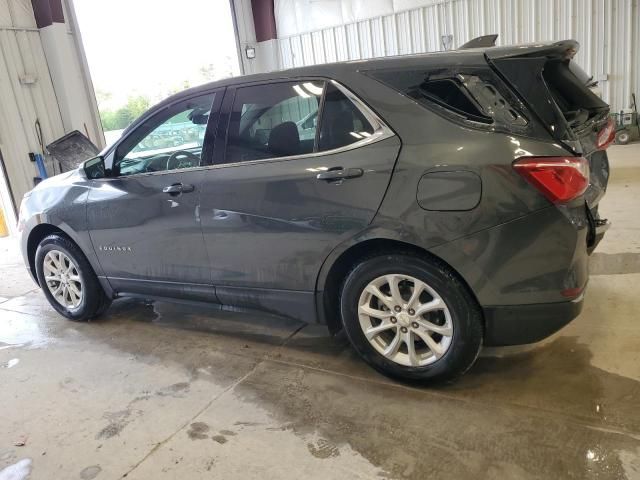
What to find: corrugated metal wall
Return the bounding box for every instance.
[276,0,640,112]
[0,0,65,217]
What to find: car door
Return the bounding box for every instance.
[199,80,400,315]
[87,90,222,300]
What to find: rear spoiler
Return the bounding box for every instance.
[459,35,580,62]
[485,40,579,60]
[459,34,498,49]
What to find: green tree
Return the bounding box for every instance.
[125,96,151,119]
[113,108,134,129]
[99,110,118,131]
[99,95,151,131]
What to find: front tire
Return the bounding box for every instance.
[35,234,111,321]
[340,253,483,382]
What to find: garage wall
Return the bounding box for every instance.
[275,0,640,112]
[0,0,65,226]
[0,0,102,229]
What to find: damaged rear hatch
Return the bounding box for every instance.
[486,40,611,250]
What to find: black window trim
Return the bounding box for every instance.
[212,78,395,169]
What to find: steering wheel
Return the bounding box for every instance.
[166,150,200,171]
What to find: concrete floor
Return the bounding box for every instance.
[1,145,639,480]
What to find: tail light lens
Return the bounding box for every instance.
[513,156,590,203]
[596,117,615,150]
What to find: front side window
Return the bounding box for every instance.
[226,81,324,164]
[114,93,215,176]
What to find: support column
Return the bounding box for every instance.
[31,0,104,148]
[232,0,280,74]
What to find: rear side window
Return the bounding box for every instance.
[226,81,323,163]
[223,81,378,164]
[318,83,374,151]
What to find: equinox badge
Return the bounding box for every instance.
[98,246,132,252]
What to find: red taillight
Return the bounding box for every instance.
[596,117,615,150]
[513,156,590,203]
[561,287,584,299]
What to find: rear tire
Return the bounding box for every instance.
[35,234,111,321]
[340,253,483,382]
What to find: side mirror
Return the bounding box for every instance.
[82,156,106,179]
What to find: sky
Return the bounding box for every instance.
[73,0,241,110]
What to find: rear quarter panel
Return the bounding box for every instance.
[322,67,580,306]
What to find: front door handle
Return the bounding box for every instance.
[316,168,364,182]
[162,183,195,195]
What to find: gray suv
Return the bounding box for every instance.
[18,39,612,381]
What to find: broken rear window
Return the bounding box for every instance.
[543,59,608,127]
[415,78,491,123]
[367,68,529,130]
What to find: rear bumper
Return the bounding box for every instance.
[482,294,584,346]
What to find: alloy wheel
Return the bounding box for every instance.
[43,250,83,309]
[358,274,453,367]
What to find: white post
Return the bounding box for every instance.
[34,0,105,148]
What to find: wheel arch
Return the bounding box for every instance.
[26,224,68,285]
[316,237,483,335]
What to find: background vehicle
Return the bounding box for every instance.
[19,40,610,382]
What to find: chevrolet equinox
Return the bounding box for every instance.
[19,39,612,381]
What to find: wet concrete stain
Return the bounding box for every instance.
[307,439,341,459]
[448,337,640,434]
[156,382,190,397]
[187,422,210,440]
[211,435,228,444]
[107,298,301,347]
[186,424,237,443]
[79,465,102,480]
[96,410,137,440]
[95,381,193,440]
[96,421,126,440]
[231,336,640,479]
[233,421,261,427]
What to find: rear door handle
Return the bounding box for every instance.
[162,183,195,195]
[316,168,364,182]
